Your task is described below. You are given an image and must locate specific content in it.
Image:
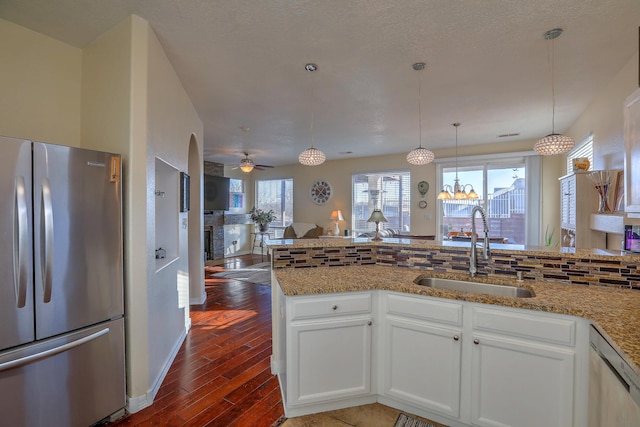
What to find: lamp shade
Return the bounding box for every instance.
[239,158,255,173]
[330,210,344,221]
[367,209,388,223]
[534,133,575,155]
[298,147,326,166]
[406,147,435,165]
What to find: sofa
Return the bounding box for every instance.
[283,223,324,239]
[358,228,403,239]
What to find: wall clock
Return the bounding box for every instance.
[417,180,429,197]
[310,179,333,205]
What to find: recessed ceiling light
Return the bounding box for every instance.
[498,133,520,138]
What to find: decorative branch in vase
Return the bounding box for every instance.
[249,207,276,232]
[587,170,612,213]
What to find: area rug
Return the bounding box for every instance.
[209,262,271,286]
[394,413,439,427]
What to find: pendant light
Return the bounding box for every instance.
[437,123,478,200]
[534,28,575,155]
[298,63,326,166]
[406,62,435,165]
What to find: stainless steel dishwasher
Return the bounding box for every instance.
[589,326,640,426]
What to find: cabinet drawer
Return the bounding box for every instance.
[472,307,576,347]
[290,293,372,320]
[386,292,463,326]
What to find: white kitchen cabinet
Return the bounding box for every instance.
[625,88,640,213]
[285,292,374,410]
[470,306,581,427]
[276,289,589,425]
[380,296,587,427]
[559,172,605,248]
[383,293,462,418]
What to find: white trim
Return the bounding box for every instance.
[189,293,206,305]
[434,150,538,164]
[126,328,187,413]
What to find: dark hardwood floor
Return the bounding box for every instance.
[109,254,284,427]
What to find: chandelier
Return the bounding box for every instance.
[437,123,478,200]
[298,63,326,166]
[406,62,435,165]
[534,28,575,156]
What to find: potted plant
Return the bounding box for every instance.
[249,207,276,232]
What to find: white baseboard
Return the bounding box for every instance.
[189,293,206,305]
[126,328,187,413]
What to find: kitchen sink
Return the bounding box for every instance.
[415,277,535,298]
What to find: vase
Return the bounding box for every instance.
[258,223,269,233]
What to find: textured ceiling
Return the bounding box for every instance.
[2,0,639,167]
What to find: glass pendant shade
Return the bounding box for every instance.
[534,29,575,156]
[534,133,575,156]
[239,158,255,173]
[299,63,326,166]
[437,189,452,200]
[298,147,326,166]
[407,147,435,165]
[407,62,434,166]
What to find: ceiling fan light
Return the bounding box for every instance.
[239,158,255,173]
[534,133,575,155]
[298,147,326,166]
[407,147,435,165]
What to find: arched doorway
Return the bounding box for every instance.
[187,134,205,306]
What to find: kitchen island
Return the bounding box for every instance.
[269,238,640,426]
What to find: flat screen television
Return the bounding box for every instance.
[204,175,230,211]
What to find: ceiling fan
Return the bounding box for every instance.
[233,152,274,173]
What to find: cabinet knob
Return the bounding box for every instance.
[453,335,460,341]
[368,321,372,326]
[332,305,338,310]
[473,338,480,345]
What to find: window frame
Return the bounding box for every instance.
[434,151,541,244]
[351,169,411,236]
[566,133,594,174]
[254,177,294,227]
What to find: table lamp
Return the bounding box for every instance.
[330,210,344,236]
[367,209,388,241]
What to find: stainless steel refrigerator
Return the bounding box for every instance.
[0,136,125,426]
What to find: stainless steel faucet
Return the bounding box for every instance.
[469,205,491,278]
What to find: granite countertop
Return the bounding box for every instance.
[273,264,640,376]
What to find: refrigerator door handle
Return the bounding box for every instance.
[14,176,28,308]
[0,327,110,372]
[41,178,53,303]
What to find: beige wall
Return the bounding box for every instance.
[145,16,204,397]
[0,18,81,145]
[5,14,204,411]
[247,139,549,238]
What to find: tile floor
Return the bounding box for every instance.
[276,403,447,427]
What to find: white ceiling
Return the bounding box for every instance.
[2,0,639,168]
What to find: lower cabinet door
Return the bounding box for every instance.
[470,334,575,427]
[288,316,372,406]
[384,318,462,418]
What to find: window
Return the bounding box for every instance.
[566,133,594,174]
[229,178,244,193]
[436,153,541,245]
[352,170,410,235]
[255,178,293,226]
